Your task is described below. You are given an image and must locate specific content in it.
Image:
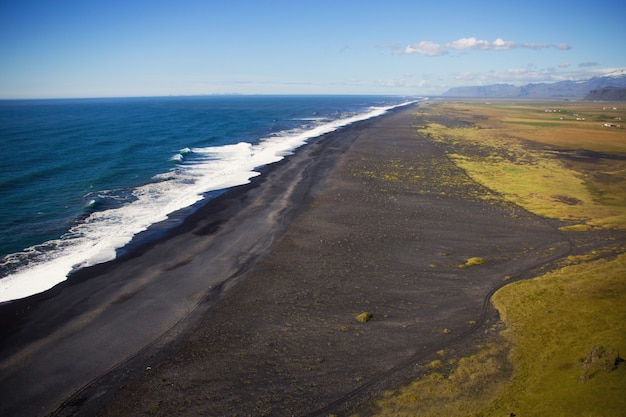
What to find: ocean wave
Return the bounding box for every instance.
[170,147,193,162]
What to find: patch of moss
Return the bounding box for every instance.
[427,359,444,369]
[459,257,488,268]
[490,253,626,416]
[372,339,512,416]
[559,223,592,232]
[356,312,373,323]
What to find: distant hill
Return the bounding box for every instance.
[442,73,626,99]
[583,87,626,101]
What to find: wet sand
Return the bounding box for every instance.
[0,105,573,416]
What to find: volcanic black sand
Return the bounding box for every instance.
[1,104,598,416]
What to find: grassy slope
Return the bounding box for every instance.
[371,102,626,417]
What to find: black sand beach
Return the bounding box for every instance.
[0,105,580,416]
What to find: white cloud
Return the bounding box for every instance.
[399,37,570,56]
[448,37,516,50]
[404,41,447,56]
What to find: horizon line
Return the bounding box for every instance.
[0,93,430,101]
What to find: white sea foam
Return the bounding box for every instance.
[0,100,417,303]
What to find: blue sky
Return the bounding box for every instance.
[1,0,624,98]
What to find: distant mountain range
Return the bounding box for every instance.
[442,72,626,99]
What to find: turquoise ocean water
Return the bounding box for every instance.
[0,95,417,301]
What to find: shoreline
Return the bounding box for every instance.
[0,106,411,417]
[0,98,413,305]
[0,103,408,314]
